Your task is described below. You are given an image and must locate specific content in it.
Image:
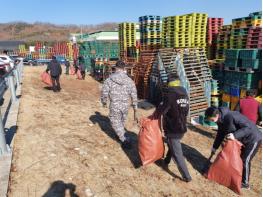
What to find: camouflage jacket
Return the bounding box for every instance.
[101,71,138,109]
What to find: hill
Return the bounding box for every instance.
[0,22,118,43]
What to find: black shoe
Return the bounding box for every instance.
[121,140,132,149]
[241,183,250,190]
[164,157,171,165]
[161,159,169,170]
[182,177,192,183]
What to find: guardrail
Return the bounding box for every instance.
[0,60,23,156]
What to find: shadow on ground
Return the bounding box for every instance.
[155,159,181,180]
[5,125,17,145]
[182,143,210,174]
[44,87,53,91]
[42,180,79,197]
[187,123,215,139]
[89,111,141,168]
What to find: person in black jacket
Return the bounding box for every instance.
[46,56,62,92]
[157,74,192,182]
[205,107,262,189]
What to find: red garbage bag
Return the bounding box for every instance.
[207,140,243,194]
[76,70,82,79]
[69,67,75,75]
[138,115,164,166]
[41,72,52,86]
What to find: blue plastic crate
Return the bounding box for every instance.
[230,87,240,97]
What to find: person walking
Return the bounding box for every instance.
[101,60,138,149]
[205,107,262,189]
[65,60,70,75]
[46,56,62,92]
[79,62,86,80]
[235,89,261,124]
[73,59,78,74]
[157,74,192,182]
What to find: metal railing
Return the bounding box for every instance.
[0,61,23,156]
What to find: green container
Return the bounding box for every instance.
[199,115,217,127]
[241,59,259,69]
[239,49,259,60]
[225,58,239,68]
[225,49,240,59]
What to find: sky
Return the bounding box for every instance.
[1,0,262,25]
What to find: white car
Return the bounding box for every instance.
[0,59,8,76]
[0,54,14,69]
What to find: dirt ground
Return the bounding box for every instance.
[8,66,262,197]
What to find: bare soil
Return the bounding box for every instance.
[8,66,262,197]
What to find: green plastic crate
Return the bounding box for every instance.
[225,58,239,67]
[225,49,240,59]
[239,49,259,60]
[241,59,259,69]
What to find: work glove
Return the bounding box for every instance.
[226,133,235,140]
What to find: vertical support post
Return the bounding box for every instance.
[0,104,8,155]
[8,73,17,103]
[14,69,20,87]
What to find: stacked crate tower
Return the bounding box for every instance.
[207,18,224,60]
[162,15,192,48]
[134,15,161,99]
[221,11,262,109]
[230,12,261,49]
[216,25,232,59]
[162,13,208,49]
[186,13,208,49]
[119,23,137,63]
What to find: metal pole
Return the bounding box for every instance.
[0,107,8,155]
[8,73,17,102]
[19,62,23,81]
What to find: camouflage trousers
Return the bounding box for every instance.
[109,107,129,142]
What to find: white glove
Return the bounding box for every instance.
[226,133,235,140]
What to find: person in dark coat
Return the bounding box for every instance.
[73,59,78,74]
[77,56,85,79]
[205,107,262,189]
[235,89,261,124]
[79,63,86,80]
[46,56,62,92]
[65,60,70,75]
[157,74,192,182]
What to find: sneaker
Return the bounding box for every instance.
[121,140,132,149]
[241,183,250,190]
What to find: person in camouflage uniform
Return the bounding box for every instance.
[101,60,138,149]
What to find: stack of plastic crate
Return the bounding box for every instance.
[185,13,208,49]
[216,25,232,59]
[134,49,158,99]
[223,49,262,109]
[207,18,224,60]
[118,23,136,61]
[18,44,27,57]
[162,15,193,48]
[134,16,161,99]
[230,11,262,49]
[139,15,162,50]
[246,27,262,48]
